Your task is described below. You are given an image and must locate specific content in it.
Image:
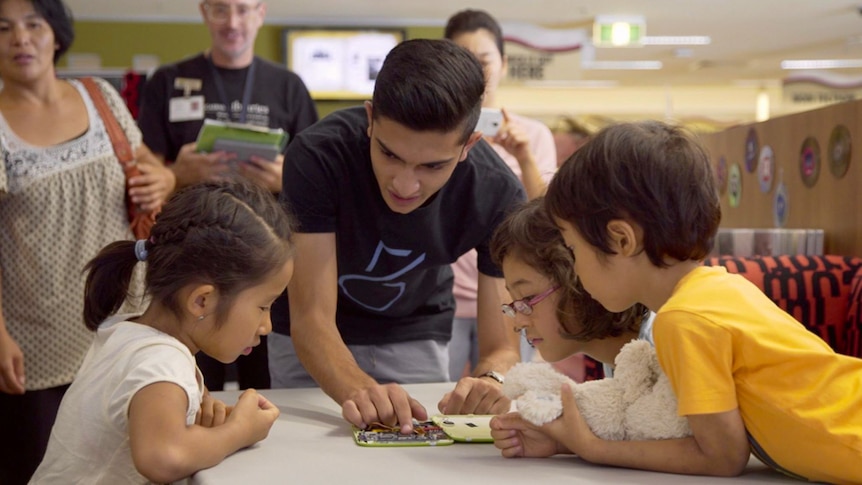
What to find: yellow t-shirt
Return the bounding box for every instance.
[654,266,862,484]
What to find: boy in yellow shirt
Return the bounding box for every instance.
[491,120,862,483]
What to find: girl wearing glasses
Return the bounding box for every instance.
[490,198,653,379]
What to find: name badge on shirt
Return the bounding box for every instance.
[174,77,202,94]
[169,95,205,122]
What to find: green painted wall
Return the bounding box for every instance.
[67,21,443,117]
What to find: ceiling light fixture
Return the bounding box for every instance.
[641,36,711,46]
[592,15,645,47]
[781,59,862,69]
[582,60,663,70]
[523,80,620,88]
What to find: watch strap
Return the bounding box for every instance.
[480,370,505,384]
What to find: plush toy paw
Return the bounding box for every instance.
[515,390,563,425]
[502,362,573,426]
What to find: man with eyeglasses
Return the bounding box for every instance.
[137,0,318,391]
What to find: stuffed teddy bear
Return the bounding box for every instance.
[502,339,691,441]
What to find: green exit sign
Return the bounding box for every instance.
[593,15,645,47]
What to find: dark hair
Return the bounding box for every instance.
[371,38,484,144]
[491,198,646,341]
[83,181,296,331]
[444,8,505,57]
[29,0,75,64]
[546,120,721,267]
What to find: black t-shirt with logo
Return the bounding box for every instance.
[274,106,526,345]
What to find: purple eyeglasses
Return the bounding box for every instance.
[501,285,560,317]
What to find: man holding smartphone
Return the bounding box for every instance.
[271,39,525,433]
[137,0,318,391]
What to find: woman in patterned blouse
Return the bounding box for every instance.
[0,0,174,482]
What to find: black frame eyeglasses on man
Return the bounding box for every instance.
[202,1,262,23]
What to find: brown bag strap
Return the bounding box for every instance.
[80,77,135,164]
[80,77,157,240]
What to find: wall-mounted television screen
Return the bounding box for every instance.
[283,28,405,100]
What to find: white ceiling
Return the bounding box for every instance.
[66,0,862,87]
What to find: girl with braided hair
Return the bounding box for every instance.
[32,181,295,484]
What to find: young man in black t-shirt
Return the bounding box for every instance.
[272,39,526,433]
[137,0,318,391]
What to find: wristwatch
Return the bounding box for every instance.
[480,370,505,384]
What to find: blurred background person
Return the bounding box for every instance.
[444,8,557,380]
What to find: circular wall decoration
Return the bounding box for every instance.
[715,156,728,195]
[773,181,788,228]
[744,128,759,173]
[799,136,821,188]
[828,124,851,179]
[728,163,742,208]
[758,145,774,193]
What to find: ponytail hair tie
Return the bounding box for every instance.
[134,239,149,262]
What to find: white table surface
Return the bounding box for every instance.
[192,383,794,485]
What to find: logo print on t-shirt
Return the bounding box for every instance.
[338,241,426,312]
[204,101,270,126]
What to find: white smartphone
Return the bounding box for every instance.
[475,107,503,137]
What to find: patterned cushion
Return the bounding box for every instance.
[583,355,605,381]
[703,255,862,357]
[845,269,862,358]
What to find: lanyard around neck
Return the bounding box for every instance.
[207,56,256,124]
